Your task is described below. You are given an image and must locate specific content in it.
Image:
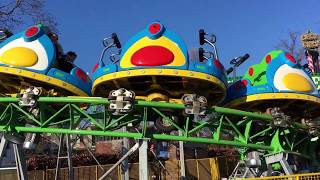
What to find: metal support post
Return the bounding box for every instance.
[265,152,293,175]
[122,126,129,180]
[66,134,74,180]
[13,144,28,180]
[55,134,64,180]
[13,143,28,180]
[229,161,256,178]
[0,135,28,180]
[99,142,139,180]
[0,135,8,158]
[139,139,149,180]
[55,134,74,180]
[179,131,186,180]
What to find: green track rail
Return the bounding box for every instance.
[0,96,315,156]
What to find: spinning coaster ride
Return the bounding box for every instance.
[0,22,318,179]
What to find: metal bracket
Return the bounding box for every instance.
[245,151,262,168]
[182,94,207,116]
[229,160,257,178]
[269,107,291,128]
[108,88,135,115]
[17,86,44,117]
[264,152,293,175]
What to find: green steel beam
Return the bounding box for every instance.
[0,126,143,139]
[152,134,273,151]
[0,97,311,154]
[0,125,273,151]
[225,116,245,140]
[152,107,184,132]
[105,114,130,129]
[188,121,209,135]
[213,106,273,120]
[249,127,273,140]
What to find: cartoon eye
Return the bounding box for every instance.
[273,64,316,93]
[265,54,272,64]
[25,26,39,38]
[248,67,254,76]
[285,53,296,63]
[0,37,49,71]
[149,23,161,34]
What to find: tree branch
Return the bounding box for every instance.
[0,0,22,16]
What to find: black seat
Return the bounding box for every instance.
[56,58,74,73]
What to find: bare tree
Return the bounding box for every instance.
[0,0,57,32]
[276,31,304,62]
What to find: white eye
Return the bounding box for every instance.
[273,64,316,93]
[0,37,49,71]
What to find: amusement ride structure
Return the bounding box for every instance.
[0,22,319,180]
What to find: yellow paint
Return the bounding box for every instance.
[282,73,313,92]
[0,47,38,67]
[120,36,186,68]
[244,172,320,180]
[226,92,320,107]
[92,68,226,96]
[0,66,88,96]
[135,95,184,104]
[147,93,168,101]
[209,158,220,180]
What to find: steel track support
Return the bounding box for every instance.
[0,136,28,180]
[179,130,186,180]
[99,142,139,180]
[122,126,129,180]
[139,139,149,180]
[54,134,74,180]
[265,152,293,176]
[0,135,8,158]
[13,143,28,180]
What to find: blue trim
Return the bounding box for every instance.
[225,50,319,104]
[0,25,92,96]
[47,68,92,96]
[94,22,228,92]
[0,32,55,74]
[0,32,22,49]
[92,63,117,81]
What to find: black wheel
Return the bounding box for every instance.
[154,114,179,132]
[108,104,116,113]
[123,96,134,103]
[129,90,135,99]
[108,90,116,100]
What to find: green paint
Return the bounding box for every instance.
[213,106,273,120]
[55,71,65,78]
[196,65,206,70]
[272,163,282,170]
[270,130,284,153]
[242,50,282,86]
[213,115,224,140]
[152,134,273,150]
[243,120,252,143]
[103,67,111,72]
[0,97,314,157]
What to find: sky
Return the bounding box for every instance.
[23,0,320,76]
